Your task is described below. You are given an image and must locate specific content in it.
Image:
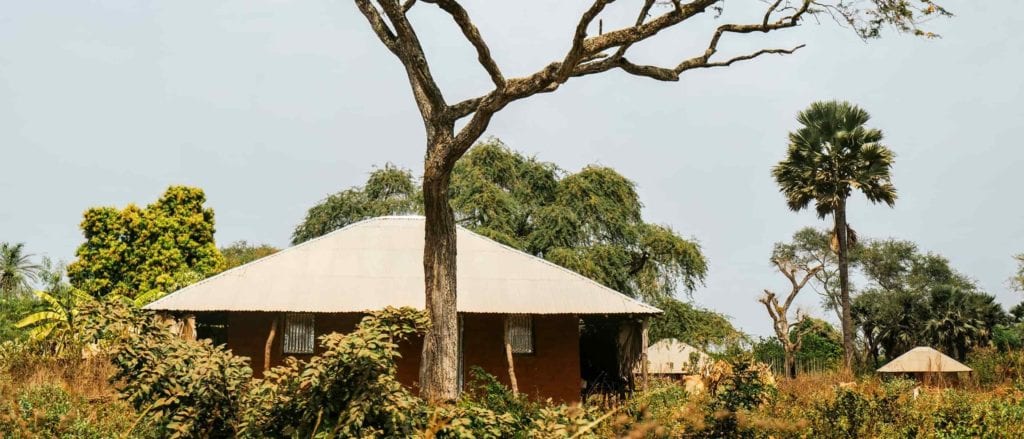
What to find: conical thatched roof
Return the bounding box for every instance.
[877,346,972,373]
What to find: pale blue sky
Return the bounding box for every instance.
[2,1,1021,336]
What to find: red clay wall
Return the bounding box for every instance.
[462,314,582,403]
[222,312,580,403]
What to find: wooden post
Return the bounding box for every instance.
[503,315,519,395]
[264,315,278,374]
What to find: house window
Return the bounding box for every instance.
[506,314,534,354]
[283,313,315,354]
[196,312,228,347]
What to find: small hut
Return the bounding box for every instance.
[877,346,972,385]
[641,339,711,377]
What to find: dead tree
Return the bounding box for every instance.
[353,0,950,401]
[760,255,822,378]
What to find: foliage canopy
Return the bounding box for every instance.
[67,186,224,301]
[292,140,707,302]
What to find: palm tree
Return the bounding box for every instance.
[772,101,897,369]
[0,242,42,297]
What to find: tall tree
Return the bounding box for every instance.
[293,141,707,302]
[353,2,946,400]
[67,186,224,302]
[0,242,41,297]
[772,100,897,370]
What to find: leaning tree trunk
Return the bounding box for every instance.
[835,200,854,371]
[419,150,461,402]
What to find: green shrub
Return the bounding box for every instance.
[0,384,137,438]
[238,307,429,438]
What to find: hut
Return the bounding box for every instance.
[641,339,711,376]
[144,216,660,402]
[877,346,972,385]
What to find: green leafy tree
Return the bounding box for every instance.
[856,239,975,293]
[67,186,224,302]
[293,141,707,302]
[218,241,280,272]
[772,100,897,369]
[291,164,421,244]
[648,297,743,350]
[854,286,1005,362]
[791,318,843,367]
[0,242,41,297]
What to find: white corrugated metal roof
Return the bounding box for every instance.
[877,346,972,373]
[145,216,660,315]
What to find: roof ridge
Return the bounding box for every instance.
[454,224,662,314]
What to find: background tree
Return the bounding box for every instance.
[792,318,843,367]
[772,100,897,370]
[0,242,41,297]
[218,241,280,272]
[759,234,825,378]
[852,242,1004,362]
[293,141,707,302]
[648,297,743,351]
[781,228,842,322]
[354,1,945,400]
[923,286,1005,361]
[291,164,420,244]
[1012,254,1024,292]
[67,186,224,303]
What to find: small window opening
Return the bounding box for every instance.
[283,313,315,354]
[196,312,228,347]
[506,314,534,355]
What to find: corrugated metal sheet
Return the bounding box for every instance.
[877,346,972,373]
[145,216,660,315]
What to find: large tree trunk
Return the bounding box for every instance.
[784,349,797,379]
[419,155,461,402]
[835,200,854,370]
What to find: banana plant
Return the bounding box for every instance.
[16,288,94,342]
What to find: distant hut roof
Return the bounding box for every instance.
[640,339,711,374]
[877,346,972,373]
[145,216,660,315]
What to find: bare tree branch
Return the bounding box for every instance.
[556,0,615,81]
[431,0,506,88]
[375,0,448,118]
[355,0,399,54]
[763,0,786,28]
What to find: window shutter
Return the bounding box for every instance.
[283,313,315,354]
[506,314,534,354]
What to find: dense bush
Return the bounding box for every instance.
[10,297,1024,438]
